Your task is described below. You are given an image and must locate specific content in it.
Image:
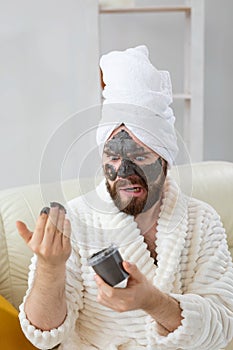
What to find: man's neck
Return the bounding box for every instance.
[134,196,163,235]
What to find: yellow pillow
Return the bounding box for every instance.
[0,295,37,349]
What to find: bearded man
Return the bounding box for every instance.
[17,46,233,350]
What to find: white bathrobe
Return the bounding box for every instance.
[19,177,233,350]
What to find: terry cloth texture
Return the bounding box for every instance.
[19,177,233,349]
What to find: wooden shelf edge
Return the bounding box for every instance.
[99,5,191,14]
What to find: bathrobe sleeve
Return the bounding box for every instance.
[18,243,83,350]
[147,204,233,350]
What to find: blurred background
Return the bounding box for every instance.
[0,0,232,190]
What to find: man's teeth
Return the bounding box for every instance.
[125,187,141,192]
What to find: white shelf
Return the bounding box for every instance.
[99,5,191,14]
[173,93,191,100]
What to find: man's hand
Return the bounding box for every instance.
[94,261,156,313]
[95,261,183,334]
[16,206,71,268]
[16,205,71,330]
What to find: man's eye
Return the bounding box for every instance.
[110,156,120,161]
[135,156,146,161]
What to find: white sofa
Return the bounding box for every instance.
[0,161,233,349]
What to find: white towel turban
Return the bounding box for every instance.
[96,45,178,167]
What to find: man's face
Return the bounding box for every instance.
[102,126,167,216]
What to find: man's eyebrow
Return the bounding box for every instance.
[103,149,153,156]
[127,150,152,156]
[103,149,119,156]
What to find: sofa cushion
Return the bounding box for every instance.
[0,295,36,349]
[170,161,233,252]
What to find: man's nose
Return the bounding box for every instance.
[117,158,137,178]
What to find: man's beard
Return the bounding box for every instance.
[106,173,165,216]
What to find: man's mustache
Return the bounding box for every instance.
[114,175,148,191]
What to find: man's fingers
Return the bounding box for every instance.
[63,218,71,238]
[43,206,59,245]
[122,261,143,282]
[16,221,33,243]
[56,209,66,234]
[17,205,71,264]
[95,275,115,297]
[34,212,50,240]
[60,219,71,258]
[53,209,66,248]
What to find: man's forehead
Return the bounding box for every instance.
[104,129,145,154]
[109,129,134,142]
[105,126,150,150]
[108,125,135,140]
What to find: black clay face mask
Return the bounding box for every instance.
[103,130,167,215]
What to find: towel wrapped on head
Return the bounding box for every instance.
[96,45,178,167]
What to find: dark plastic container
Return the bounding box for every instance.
[87,244,129,287]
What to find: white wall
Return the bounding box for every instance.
[204,0,233,162]
[0,0,100,190]
[1,0,232,190]
[99,0,233,163]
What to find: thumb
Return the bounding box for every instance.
[122,261,143,282]
[16,221,33,243]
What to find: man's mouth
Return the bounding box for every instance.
[119,185,142,193]
[118,184,145,197]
